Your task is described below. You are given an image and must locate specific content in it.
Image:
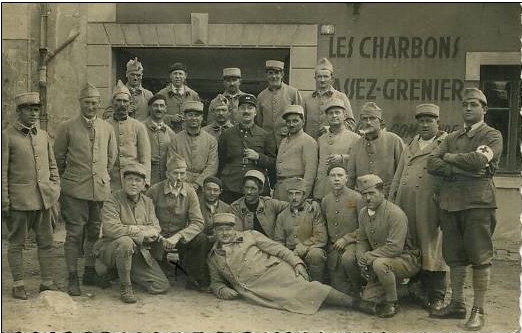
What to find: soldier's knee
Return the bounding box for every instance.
[114,236,136,257]
[372,258,389,276]
[149,278,170,294]
[305,248,326,265]
[340,250,357,268]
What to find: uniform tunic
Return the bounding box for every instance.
[157,84,199,132]
[303,86,356,139]
[390,132,448,272]
[202,121,233,139]
[273,130,318,200]
[167,130,218,187]
[230,196,289,240]
[107,116,151,191]
[218,125,276,195]
[128,84,153,121]
[143,118,176,185]
[313,127,360,199]
[208,230,332,314]
[347,131,404,198]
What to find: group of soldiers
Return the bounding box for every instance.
[2,55,502,331]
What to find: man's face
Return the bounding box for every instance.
[243,179,261,205]
[360,114,381,134]
[213,106,230,124]
[288,189,306,209]
[79,97,100,119]
[18,104,40,127]
[150,99,167,122]
[170,70,186,88]
[326,107,344,126]
[215,225,237,244]
[362,186,384,210]
[285,114,304,135]
[204,182,222,204]
[315,70,332,90]
[184,110,203,129]
[113,93,130,117]
[462,98,487,125]
[416,115,439,140]
[238,103,257,126]
[123,174,146,196]
[167,168,186,187]
[266,69,283,88]
[223,77,241,94]
[126,71,142,88]
[328,167,348,191]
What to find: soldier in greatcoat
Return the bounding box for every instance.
[54,83,118,296]
[2,92,61,299]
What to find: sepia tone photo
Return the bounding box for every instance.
[1,3,520,332]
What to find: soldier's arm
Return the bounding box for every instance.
[208,256,236,298]
[389,147,407,202]
[305,202,328,248]
[346,144,357,189]
[426,136,454,177]
[254,94,263,127]
[341,94,356,131]
[252,230,304,268]
[356,210,372,261]
[53,124,68,175]
[364,209,408,262]
[195,136,218,187]
[136,122,152,185]
[107,125,118,172]
[101,195,145,244]
[217,131,228,175]
[294,89,303,107]
[257,132,277,170]
[47,134,61,184]
[273,214,287,246]
[177,188,205,242]
[303,139,319,197]
[2,132,10,210]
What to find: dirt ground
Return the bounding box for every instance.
[2,222,520,333]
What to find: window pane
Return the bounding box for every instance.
[483,81,510,108]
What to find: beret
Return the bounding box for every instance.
[148,94,168,106]
[203,176,223,189]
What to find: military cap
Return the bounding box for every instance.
[415,103,439,118]
[266,60,285,70]
[15,92,40,107]
[315,57,334,73]
[166,152,187,171]
[244,169,265,186]
[463,87,487,105]
[213,213,237,228]
[356,174,383,193]
[112,80,131,99]
[126,57,143,73]
[223,68,241,78]
[282,105,304,119]
[360,102,383,119]
[182,100,204,113]
[122,163,147,179]
[148,93,168,106]
[79,83,101,99]
[203,176,223,189]
[169,62,187,73]
[238,93,257,107]
[286,177,306,192]
[320,97,346,113]
[210,94,229,110]
[327,162,347,176]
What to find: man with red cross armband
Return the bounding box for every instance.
[427,88,503,331]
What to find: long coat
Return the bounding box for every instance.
[390,132,448,272]
[54,116,117,201]
[230,196,288,239]
[157,84,200,132]
[142,118,176,185]
[208,230,332,314]
[2,124,60,211]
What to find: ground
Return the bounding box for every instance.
[2,223,520,333]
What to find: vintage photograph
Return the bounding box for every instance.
[1,2,520,332]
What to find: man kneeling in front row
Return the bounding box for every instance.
[93,163,170,303]
[208,213,365,315]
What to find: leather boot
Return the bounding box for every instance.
[82,266,98,286]
[12,286,28,300]
[430,300,466,319]
[378,301,399,318]
[67,272,81,296]
[357,300,378,315]
[462,306,485,331]
[120,284,137,304]
[39,282,60,292]
[428,298,445,315]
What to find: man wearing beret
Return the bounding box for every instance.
[93,163,169,303]
[202,94,234,139]
[427,88,503,331]
[389,103,448,313]
[321,165,363,297]
[2,92,61,299]
[273,105,318,202]
[208,213,359,315]
[274,177,327,282]
[231,170,288,240]
[207,68,244,125]
[54,83,118,296]
[313,98,360,200]
[125,57,153,121]
[356,174,421,318]
[346,102,404,198]
[146,153,207,289]
[304,57,355,139]
[143,94,176,186]
[218,94,277,204]
[157,62,200,132]
[256,60,303,145]
[167,100,218,192]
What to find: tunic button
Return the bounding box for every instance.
[119,133,123,135]
[334,223,338,226]
[402,182,406,185]
[37,180,41,182]
[335,211,340,214]
[92,172,96,175]
[293,235,297,238]
[335,199,339,202]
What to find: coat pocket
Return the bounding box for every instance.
[62,168,82,182]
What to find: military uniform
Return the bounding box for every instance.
[231,196,288,240]
[207,68,244,125]
[143,118,176,185]
[157,84,200,132]
[128,84,153,121]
